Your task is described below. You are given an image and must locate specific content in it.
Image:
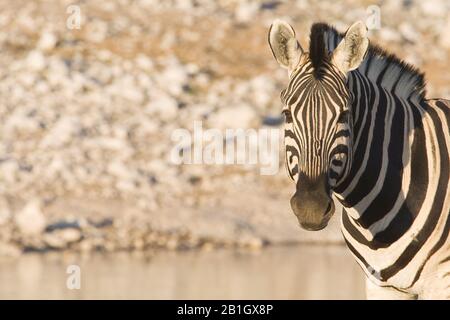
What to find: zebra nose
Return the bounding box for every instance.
[290,174,334,230]
[290,194,334,231]
[291,195,334,231]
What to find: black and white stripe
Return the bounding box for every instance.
[280,23,449,297]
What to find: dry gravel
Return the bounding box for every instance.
[0,0,448,255]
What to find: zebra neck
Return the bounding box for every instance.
[322,23,449,289]
[332,67,426,238]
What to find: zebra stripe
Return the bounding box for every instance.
[278,23,449,296]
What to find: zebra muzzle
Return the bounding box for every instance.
[290,191,334,231]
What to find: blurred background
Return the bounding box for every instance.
[0,0,448,299]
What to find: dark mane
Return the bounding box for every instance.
[309,23,330,79]
[308,22,427,101]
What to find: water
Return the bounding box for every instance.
[0,244,365,299]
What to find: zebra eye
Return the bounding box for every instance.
[337,110,349,123]
[282,109,293,122]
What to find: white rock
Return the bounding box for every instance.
[136,117,159,136]
[43,233,66,249]
[399,23,419,43]
[3,110,40,138]
[121,86,145,104]
[378,27,401,43]
[189,103,213,120]
[59,228,82,242]
[176,0,194,10]
[0,197,11,226]
[158,60,189,96]
[0,161,19,185]
[85,20,108,43]
[108,161,133,180]
[420,0,447,18]
[17,72,37,88]
[26,50,46,71]
[440,14,450,49]
[41,116,81,148]
[194,72,210,87]
[147,159,169,173]
[44,228,82,248]
[235,1,259,23]
[116,180,137,193]
[146,94,178,121]
[208,104,258,130]
[37,31,57,51]
[404,52,423,67]
[381,0,403,12]
[160,31,177,50]
[135,54,154,70]
[15,200,46,235]
[250,75,276,108]
[97,49,113,62]
[86,137,130,152]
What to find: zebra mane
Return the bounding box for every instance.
[309,23,427,101]
[309,23,330,79]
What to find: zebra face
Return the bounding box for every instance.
[268,20,368,230]
[280,59,352,185]
[281,61,352,230]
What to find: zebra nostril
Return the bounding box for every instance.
[324,201,335,217]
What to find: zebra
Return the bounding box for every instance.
[268,20,450,299]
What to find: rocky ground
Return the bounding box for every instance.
[0,0,448,256]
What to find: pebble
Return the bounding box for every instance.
[146,93,179,121]
[208,104,258,130]
[26,50,46,71]
[399,23,419,43]
[37,31,58,51]
[0,198,11,226]
[440,14,450,49]
[45,225,83,246]
[14,200,46,236]
[420,0,448,18]
[235,1,260,23]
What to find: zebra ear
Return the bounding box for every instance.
[331,21,369,74]
[268,20,303,70]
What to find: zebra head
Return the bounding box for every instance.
[268,21,369,231]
